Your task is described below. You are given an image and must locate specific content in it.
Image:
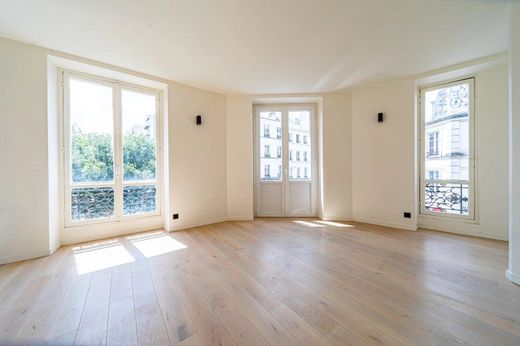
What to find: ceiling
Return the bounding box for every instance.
[0,0,509,95]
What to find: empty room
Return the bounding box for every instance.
[1,0,520,345]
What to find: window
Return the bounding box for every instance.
[259,111,282,181]
[428,170,440,180]
[263,124,270,138]
[304,167,308,178]
[63,72,161,226]
[264,144,270,158]
[289,150,293,161]
[420,78,474,218]
[264,165,271,178]
[428,131,439,157]
[288,110,312,181]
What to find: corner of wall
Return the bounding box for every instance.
[225,95,254,220]
[47,56,61,254]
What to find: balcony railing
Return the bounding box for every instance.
[424,181,469,215]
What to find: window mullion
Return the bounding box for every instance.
[114,84,123,221]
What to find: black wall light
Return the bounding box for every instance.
[196,115,202,125]
[377,112,384,123]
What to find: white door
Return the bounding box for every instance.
[254,104,316,217]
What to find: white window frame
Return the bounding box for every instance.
[419,77,475,220]
[60,69,163,228]
[253,103,317,216]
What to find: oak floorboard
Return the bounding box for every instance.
[0,218,518,346]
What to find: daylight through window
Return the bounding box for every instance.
[64,72,161,225]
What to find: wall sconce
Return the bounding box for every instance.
[196,115,202,125]
[377,112,384,123]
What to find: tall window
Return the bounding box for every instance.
[264,165,271,178]
[428,131,439,157]
[288,110,312,181]
[258,111,282,181]
[263,124,270,138]
[63,72,161,225]
[264,144,270,158]
[420,78,474,218]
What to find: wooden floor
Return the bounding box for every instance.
[0,218,519,346]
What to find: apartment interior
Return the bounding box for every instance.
[0,1,519,345]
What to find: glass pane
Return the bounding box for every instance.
[123,185,157,215]
[122,90,157,182]
[259,111,282,181]
[424,183,469,215]
[424,83,470,181]
[71,187,114,221]
[70,78,114,183]
[288,110,311,181]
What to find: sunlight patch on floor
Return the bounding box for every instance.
[128,232,187,258]
[73,239,135,275]
[293,220,325,227]
[314,220,354,228]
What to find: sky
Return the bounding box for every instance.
[70,78,156,136]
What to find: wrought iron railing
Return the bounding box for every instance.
[424,181,469,215]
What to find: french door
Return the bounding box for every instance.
[62,71,162,227]
[254,104,317,217]
[419,78,475,219]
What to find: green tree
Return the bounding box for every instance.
[123,133,156,180]
[71,130,156,182]
[72,132,114,182]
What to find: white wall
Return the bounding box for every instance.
[321,94,352,220]
[0,37,229,262]
[507,1,520,284]
[226,96,254,220]
[225,94,353,220]
[168,83,228,230]
[352,79,417,230]
[0,39,51,263]
[350,61,510,239]
[0,35,512,265]
[47,58,60,253]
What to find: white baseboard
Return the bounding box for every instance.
[506,270,520,285]
[168,215,257,232]
[168,216,229,232]
[418,224,508,241]
[227,215,254,221]
[50,242,61,254]
[0,250,51,265]
[351,217,418,231]
[320,216,353,222]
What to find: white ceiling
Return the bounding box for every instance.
[0,0,509,95]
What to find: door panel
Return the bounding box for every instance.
[255,104,316,217]
[286,182,312,216]
[257,183,284,216]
